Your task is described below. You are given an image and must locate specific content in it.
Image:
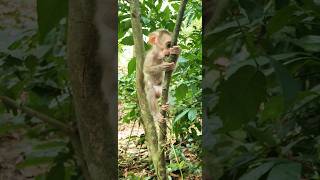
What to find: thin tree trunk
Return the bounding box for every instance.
[67,0,117,179]
[159,0,188,177]
[129,0,166,179]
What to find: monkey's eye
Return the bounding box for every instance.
[166,42,171,48]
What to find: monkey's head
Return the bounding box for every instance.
[148,29,172,56]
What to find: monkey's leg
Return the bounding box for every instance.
[154,85,162,98]
[146,85,163,122]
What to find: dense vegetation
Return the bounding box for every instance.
[0,0,88,179]
[119,0,202,178]
[204,0,320,179]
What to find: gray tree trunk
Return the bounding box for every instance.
[66,0,117,179]
[129,0,167,179]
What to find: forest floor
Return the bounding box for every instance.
[0,1,47,179]
[118,103,201,179]
[0,129,47,180]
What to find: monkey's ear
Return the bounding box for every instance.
[148,34,157,45]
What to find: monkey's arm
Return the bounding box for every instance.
[144,64,164,75]
[144,62,174,75]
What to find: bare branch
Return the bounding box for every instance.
[0,96,72,133]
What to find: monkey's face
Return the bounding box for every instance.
[156,34,172,56]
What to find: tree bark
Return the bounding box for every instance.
[67,0,117,179]
[129,0,166,179]
[159,0,187,177]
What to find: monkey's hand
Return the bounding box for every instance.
[161,62,175,71]
[161,104,169,111]
[169,46,181,55]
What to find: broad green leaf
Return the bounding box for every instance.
[16,157,54,169]
[240,162,275,180]
[163,7,171,21]
[156,1,162,11]
[267,163,301,180]
[37,0,68,41]
[175,84,188,100]
[217,65,267,131]
[31,45,52,59]
[188,108,197,121]
[239,0,264,21]
[267,6,298,35]
[121,36,134,45]
[128,58,136,75]
[269,57,300,107]
[5,49,25,60]
[294,35,320,52]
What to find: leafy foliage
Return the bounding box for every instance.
[118,0,202,178]
[0,1,80,179]
[204,0,320,179]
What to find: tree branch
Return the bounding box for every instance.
[0,96,72,134]
[159,1,188,178]
[129,0,165,178]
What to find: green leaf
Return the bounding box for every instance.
[269,57,300,107]
[187,108,197,121]
[16,157,54,169]
[294,35,320,52]
[175,84,188,100]
[31,45,52,59]
[0,123,25,136]
[37,0,68,42]
[25,56,39,72]
[127,58,136,75]
[121,36,134,45]
[240,162,275,180]
[46,163,65,180]
[33,141,66,150]
[217,65,267,131]
[267,6,298,35]
[174,108,190,123]
[267,163,301,180]
[261,96,284,121]
[246,126,277,146]
[35,174,46,180]
[239,0,264,21]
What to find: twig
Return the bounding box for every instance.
[124,118,137,154]
[230,10,260,69]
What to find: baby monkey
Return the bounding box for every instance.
[143,29,181,123]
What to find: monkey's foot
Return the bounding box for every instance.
[158,116,166,123]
